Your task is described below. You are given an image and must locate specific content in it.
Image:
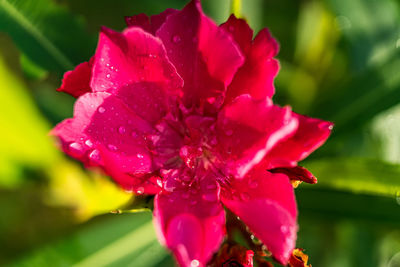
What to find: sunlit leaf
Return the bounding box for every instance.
[304,157,400,198]
[12,212,172,267]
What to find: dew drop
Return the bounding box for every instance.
[206,183,217,190]
[84,139,94,148]
[190,260,200,267]
[202,193,217,202]
[108,144,118,151]
[136,187,144,195]
[118,126,126,134]
[106,73,111,79]
[164,180,176,192]
[172,35,181,43]
[98,107,106,113]
[69,142,84,156]
[280,225,289,234]
[89,149,101,163]
[240,192,250,201]
[156,178,163,187]
[210,137,218,146]
[225,129,234,136]
[136,153,144,159]
[248,180,258,189]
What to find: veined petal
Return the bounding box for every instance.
[51,92,157,193]
[154,171,225,267]
[156,0,244,112]
[216,95,298,178]
[264,113,333,169]
[221,168,297,265]
[91,26,183,124]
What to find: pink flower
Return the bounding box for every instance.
[51,1,332,266]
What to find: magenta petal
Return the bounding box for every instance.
[51,92,158,193]
[265,113,333,169]
[156,0,244,111]
[216,95,298,178]
[225,28,279,104]
[154,172,225,266]
[270,166,317,184]
[125,9,178,35]
[221,168,297,265]
[220,15,253,55]
[57,60,92,98]
[90,26,183,124]
[125,13,151,32]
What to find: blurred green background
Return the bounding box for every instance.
[0,0,400,266]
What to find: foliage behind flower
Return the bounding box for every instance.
[51,0,332,266]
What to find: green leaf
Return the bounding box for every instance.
[12,212,172,267]
[312,0,400,132]
[303,157,400,198]
[0,0,96,73]
[297,187,400,223]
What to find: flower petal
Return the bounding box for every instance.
[225,24,280,104]
[154,171,225,266]
[51,92,158,193]
[91,26,183,124]
[125,9,178,34]
[264,113,333,169]
[57,59,92,98]
[270,166,317,184]
[216,95,298,178]
[125,13,151,32]
[220,15,253,55]
[221,168,297,265]
[156,0,244,111]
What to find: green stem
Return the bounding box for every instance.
[231,0,242,17]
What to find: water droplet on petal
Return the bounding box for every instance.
[136,153,144,159]
[202,193,217,202]
[108,144,118,151]
[240,192,250,201]
[164,180,176,192]
[172,35,181,43]
[210,137,218,146]
[98,107,106,113]
[248,180,258,189]
[84,139,93,148]
[191,260,200,267]
[225,129,234,136]
[118,126,126,134]
[280,225,289,234]
[106,74,111,79]
[136,187,144,195]
[69,142,84,156]
[206,183,217,190]
[89,149,102,164]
